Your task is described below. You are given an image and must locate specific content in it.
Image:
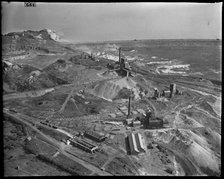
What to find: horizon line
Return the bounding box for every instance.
[72,38,222,44]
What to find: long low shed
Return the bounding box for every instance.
[69,138,98,153]
[84,130,106,142]
[128,133,139,155]
[135,133,145,152]
[127,132,146,155]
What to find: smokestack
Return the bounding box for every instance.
[127,95,131,119]
[119,47,121,65]
[170,83,176,98]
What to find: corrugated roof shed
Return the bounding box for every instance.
[84,130,106,142]
[135,133,145,152]
[128,133,139,155]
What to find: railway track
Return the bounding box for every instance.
[3,110,112,176]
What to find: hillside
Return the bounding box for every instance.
[3,30,221,176]
[2,29,84,94]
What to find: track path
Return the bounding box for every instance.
[59,84,76,113]
[3,110,112,176]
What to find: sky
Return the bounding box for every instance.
[1,2,222,42]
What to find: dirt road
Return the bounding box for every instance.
[59,84,76,113]
[3,83,75,101]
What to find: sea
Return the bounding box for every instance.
[77,39,222,81]
[119,39,222,81]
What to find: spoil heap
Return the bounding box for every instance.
[153,129,220,176]
[91,77,143,101]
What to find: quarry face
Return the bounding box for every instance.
[3,29,221,176]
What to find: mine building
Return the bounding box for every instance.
[145,109,155,119]
[146,117,163,129]
[175,89,183,95]
[69,137,98,154]
[116,58,132,77]
[153,88,161,99]
[143,110,163,129]
[126,118,133,125]
[127,132,146,155]
[132,120,141,127]
[107,48,132,77]
[127,133,139,155]
[84,130,106,142]
[170,83,176,98]
[154,88,159,98]
[160,83,180,98]
[56,128,74,138]
[135,133,146,152]
[162,90,171,97]
[61,138,70,145]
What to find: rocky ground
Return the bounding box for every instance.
[3,30,221,176]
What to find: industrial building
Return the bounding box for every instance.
[69,137,98,153]
[84,130,106,142]
[126,118,133,125]
[142,110,163,129]
[175,89,183,95]
[170,83,176,98]
[158,83,180,99]
[154,88,160,98]
[146,117,163,129]
[127,133,139,155]
[162,90,171,97]
[127,133,146,155]
[107,48,132,77]
[132,120,141,127]
[135,133,146,152]
[56,128,73,138]
[116,57,132,77]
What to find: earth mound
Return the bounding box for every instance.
[90,77,146,101]
[153,129,220,176]
[2,29,71,55]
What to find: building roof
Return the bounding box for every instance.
[128,133,139,154]
[148,120,163,124]
[163,90,170,93]
[135,133,145,151]
[84,130,105,140]
[70,137,97,149]
[56,128,73,138]
[133,121,141,125]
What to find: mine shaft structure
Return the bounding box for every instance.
[107,47,132,77]
[118,47,132,77]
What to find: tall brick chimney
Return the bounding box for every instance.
[127,95,131,119]
[119,47,121,65]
